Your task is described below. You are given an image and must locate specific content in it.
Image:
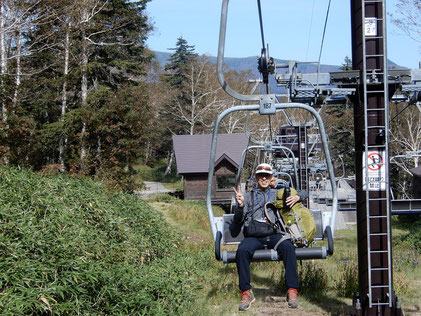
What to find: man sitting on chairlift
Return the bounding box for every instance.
[232,163,307,311]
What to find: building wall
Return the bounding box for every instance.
[413,175,421,198]
[183,160,237,203]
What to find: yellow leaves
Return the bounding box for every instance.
[40,297,50,307]
[73,275,78,283]
[40,296,57,309]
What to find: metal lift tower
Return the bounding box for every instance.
[350,0,402,314]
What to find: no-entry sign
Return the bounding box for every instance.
[363,151,386,191]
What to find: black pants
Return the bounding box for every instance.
[236,234,299,291]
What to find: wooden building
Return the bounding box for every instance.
[172,133,248,204]
[410,166,421,198]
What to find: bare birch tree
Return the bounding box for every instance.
[390,0,421,46]
[166,56,222,135]
[77,0,108,166]
[390,105,421,197]
[0,1,9,164]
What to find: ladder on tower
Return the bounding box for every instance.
[361,0,393,309]
[298,124,309,208]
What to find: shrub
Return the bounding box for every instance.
[298,262,329,295]
[0,166,204,314]
[404,219,421,252]
[393,271,412,296]
[393,241,421,271]
[335,256,359,298]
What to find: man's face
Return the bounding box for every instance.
[256,173,273,190]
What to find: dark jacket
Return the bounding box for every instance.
[234,187,308,227]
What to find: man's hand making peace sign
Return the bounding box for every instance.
[232,185,244,207]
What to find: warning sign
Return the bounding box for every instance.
[363,151,386,191]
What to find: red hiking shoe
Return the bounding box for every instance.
[287,288,298,308]
[239,289,255,311]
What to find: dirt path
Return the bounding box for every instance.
[135,181,175,197]
[235,293,330,316]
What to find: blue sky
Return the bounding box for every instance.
[146,0,420,69]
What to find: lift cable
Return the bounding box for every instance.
[389,102,414,123]
[305,0,316,61]
[315,0,332,95]
[257,0,265,51]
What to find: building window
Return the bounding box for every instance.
[216,175,235,190]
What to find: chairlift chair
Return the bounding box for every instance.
[208,0,337,264]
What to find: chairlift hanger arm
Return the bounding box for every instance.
[218,0,275,101]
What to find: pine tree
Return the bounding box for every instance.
[340,56,352,71]
[164,36,197,89]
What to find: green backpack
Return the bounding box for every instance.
[273,187,316,247]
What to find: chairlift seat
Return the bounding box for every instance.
[216,212,331,264]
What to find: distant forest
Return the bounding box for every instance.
[0,0,419,197]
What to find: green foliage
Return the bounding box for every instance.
[1,0,155,189]
[164,37,197,89]
[339,56,352,71]
[394,237,421,268]
[147,193,178,203]
[323,104,355,176]
[334,255,359,298]
[405,219,421,251]
[394,215,421,252]
[0,166,205,314]
[298,262,329,295]
[134,161,182,185]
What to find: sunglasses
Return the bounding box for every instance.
[257,165,272,172]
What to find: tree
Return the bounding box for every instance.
[158,37,198,175]
[166,55,223,135]
[0,0,51,165]
[389,103,421,198]
[390,0,421,46]
[164,36,197,90]
[0,0,155,189]
[340,56,352,71]
[322,103,355,177]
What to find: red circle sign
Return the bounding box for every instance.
[367,153,383,171]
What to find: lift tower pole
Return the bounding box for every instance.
[350,0,402,314]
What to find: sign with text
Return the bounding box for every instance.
[364,18,377,36]
[363,151,386,191]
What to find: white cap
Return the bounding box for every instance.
[255,163,273,175]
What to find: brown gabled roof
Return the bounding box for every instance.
[410,166,421,177]
[172,133,249,174]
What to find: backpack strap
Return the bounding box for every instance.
[273,233,292,250]
[252,190,254,219]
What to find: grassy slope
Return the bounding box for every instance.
[1,167,419,315]
[0,167,210,315]
[147,194,421,315]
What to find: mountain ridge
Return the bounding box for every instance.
[152,50,403,77]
